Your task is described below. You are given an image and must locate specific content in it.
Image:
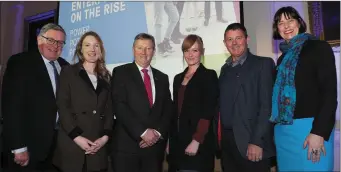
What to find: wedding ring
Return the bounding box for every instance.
[312,149,319,155]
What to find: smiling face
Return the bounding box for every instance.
[224,29,249,58]
[133,39,155,68]
[183,41,202,67]
[37,29,65,61]
[81,35,102,63]
[277,13,300,41]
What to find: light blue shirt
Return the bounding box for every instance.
[41,55,61,95]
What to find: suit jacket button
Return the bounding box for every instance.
[93,110,96,114]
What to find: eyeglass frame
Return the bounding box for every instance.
[41,35,66,48]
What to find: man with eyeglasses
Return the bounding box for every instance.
[2,23,69,172]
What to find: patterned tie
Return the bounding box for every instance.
[49,61,60,129]
[142,69,153,107]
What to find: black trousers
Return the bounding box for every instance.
[111,151,164,172]
[204,1,223,20]
[221,129,270,172]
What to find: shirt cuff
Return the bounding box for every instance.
[140,129,163,139]
[154,130,163,139]
[12,147,27,154]
[141,129,148,137]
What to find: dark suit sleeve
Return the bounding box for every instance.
[250,58,275,147]
[57,66,84,140]
[111,67,146,141]
[102,89,114,137]
[192,71,219,143]
[154,75,173,137]
[310,41,337,141]
[1,55,28,150]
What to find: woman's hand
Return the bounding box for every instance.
[303,133,326,163]
[73,136,97,153]
[185,140,200,156]
[89,135,109,154]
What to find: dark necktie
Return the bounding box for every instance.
[49,61,60,129]
[49,61,59,92]
[142,69,153,107]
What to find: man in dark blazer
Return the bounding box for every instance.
[110,33,172,172]
[218,23,275,172]
[1,23,69,172]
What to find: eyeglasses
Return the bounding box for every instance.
[41,35,65,48]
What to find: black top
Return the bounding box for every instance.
[276,40,337,141]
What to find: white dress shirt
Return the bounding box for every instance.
[135,63,161,138]
[87,72,98,89]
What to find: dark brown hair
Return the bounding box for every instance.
[182,34,204,54]
[73,31,111,83]
[272,6,307,40]
[224,23,248,39]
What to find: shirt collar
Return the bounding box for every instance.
[135,62,152,72]
[226,48,249,67]
[41,55,56,65]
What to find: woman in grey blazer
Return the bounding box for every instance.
[53,31,113,172]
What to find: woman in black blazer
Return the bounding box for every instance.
[53,31,113,172]
[168,34,219,172]
[270,7,337,171]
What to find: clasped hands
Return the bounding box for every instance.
[73,135,109,154]
[139,128,161,148]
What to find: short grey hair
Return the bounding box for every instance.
[38,23,66,38]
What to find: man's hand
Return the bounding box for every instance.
[185,140,200,156]
[14,151,29,166]
[270,166,277,172]
[73,136,97,153]
[141,128,159,146]
[246,144,263,162]
[87,136,109,154]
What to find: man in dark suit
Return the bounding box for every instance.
[1,23,69,172]
[218,23,275,172]
[110,33,172,172]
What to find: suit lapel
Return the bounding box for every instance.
[175,64,203,110]
[151,67,162,107]
[130,63,151,108]
[232,53,254,104]
[77,63,103,96]
[32,51,56,100]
